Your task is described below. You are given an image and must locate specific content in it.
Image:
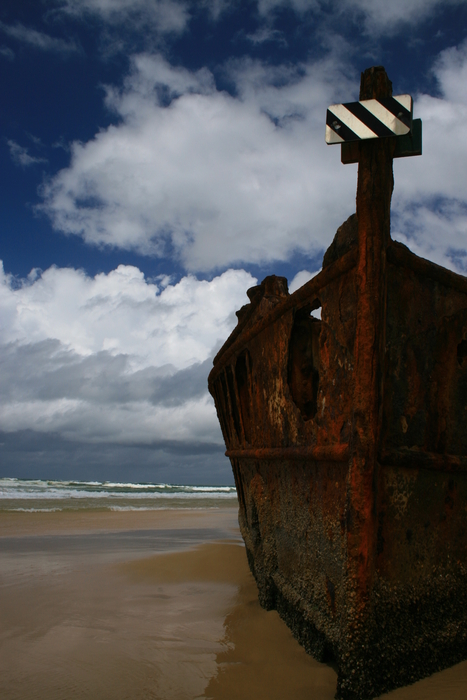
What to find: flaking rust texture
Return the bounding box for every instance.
[208,67,467,700]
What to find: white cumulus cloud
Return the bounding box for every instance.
[40,46,467,275]
[54,0,189,34]
[0,21,79,54]
[390,39,467,271]
[255,0,467,34]
[7,140,47,168]
[0,261,256,445]
[40,52,358,271]
[289,269,318,293]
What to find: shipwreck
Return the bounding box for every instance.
[208,67,467,699]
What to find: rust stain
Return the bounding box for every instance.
[208,67,467,700]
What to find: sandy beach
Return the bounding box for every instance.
[1,507,466,700]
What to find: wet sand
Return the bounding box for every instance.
[1,508,466,699]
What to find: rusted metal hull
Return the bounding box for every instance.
[208,68,467,699]
[209,243,467,699]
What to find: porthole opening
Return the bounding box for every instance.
[287,301,322,420]
[457,338,467,366]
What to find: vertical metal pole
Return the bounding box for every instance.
[353,66,395,590]
[341,66,396,696]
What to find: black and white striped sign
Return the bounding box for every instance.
[326,95,413,144]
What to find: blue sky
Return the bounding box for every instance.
[1,0,467,484]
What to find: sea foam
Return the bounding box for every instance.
[0,478,237,511]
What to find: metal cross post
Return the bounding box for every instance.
[325,65,423,688]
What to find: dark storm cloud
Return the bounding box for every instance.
[0,339,211,407]
[0,430,231,484]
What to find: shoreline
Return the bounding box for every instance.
[0,504,240,537]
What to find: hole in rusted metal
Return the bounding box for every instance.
[212,379,231,444]
[225,365,242,442]
[288,300,322,420]
[310,306,322,320]
[218,373,232,443]
[235,349,252,444]
[457,338,467,366]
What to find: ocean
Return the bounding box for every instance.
[0,477,238,513]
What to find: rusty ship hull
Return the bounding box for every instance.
[208,68,467,700]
